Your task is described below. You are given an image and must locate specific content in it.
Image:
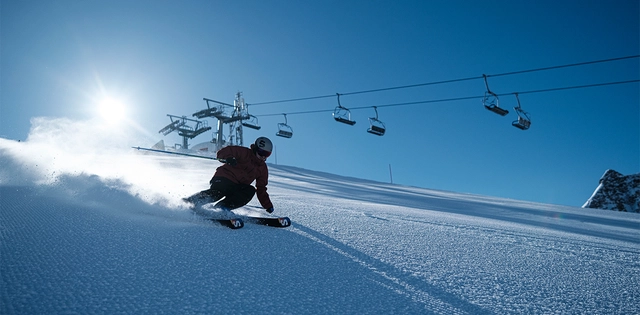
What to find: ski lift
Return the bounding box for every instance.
[276,114,293,138]
[512,93,531,130]
[333,93,356,125]
[483,74,509,116]
[367,106,386,136]
[211,132,227,146]
[242,114,262,130]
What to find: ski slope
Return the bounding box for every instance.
[1,136,639,314]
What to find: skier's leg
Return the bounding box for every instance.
[183,177,233,207]
[214,184,255,210]
[182,190,217,207]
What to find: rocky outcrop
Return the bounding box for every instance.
[583,170,639,213]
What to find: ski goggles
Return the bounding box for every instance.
[256,147,271,158]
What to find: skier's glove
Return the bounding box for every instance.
[266,207,274,214]
[224,157,237,166]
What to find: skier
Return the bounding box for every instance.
[183,136,275,213]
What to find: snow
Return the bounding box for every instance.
[1,120,639,314]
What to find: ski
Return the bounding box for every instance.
[190,206,245,229]
[244,216,291,228]
[236,205,292,228]
[210,218,244,229]
[209,216,289,228]
[188,204,291,229]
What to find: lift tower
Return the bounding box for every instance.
[194,92,258,152]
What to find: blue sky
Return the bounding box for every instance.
[1,0,638,207]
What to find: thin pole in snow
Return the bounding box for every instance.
[389,164,393,184]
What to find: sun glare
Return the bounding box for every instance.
[98,98,127,123]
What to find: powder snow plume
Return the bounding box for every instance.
[0,116,210,208]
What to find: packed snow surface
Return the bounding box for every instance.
[1,130,639,314]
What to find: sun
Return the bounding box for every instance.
[98,98,127,123]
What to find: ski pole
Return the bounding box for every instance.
[131,146,226,162]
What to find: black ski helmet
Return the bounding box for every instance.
[254,137,273,153]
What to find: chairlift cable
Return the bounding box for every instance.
[501,79,639,96]
[486,55,640,78]
[339,76,481,96]
[249,94,335,106]
[248,55,639,106]
[254,79,639,117]
[258,109,333,117]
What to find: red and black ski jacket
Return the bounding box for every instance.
[214,145,273,210]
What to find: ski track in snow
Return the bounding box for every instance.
[1,139,640,314]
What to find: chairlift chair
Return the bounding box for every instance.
[367,107,386,136]
[276,114,293,138]
[242,114,262,130]
[482,74,509,116]
[333,93,356,125]
[512,93,531,130]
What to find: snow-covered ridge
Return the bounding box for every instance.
[583,169,640,213]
